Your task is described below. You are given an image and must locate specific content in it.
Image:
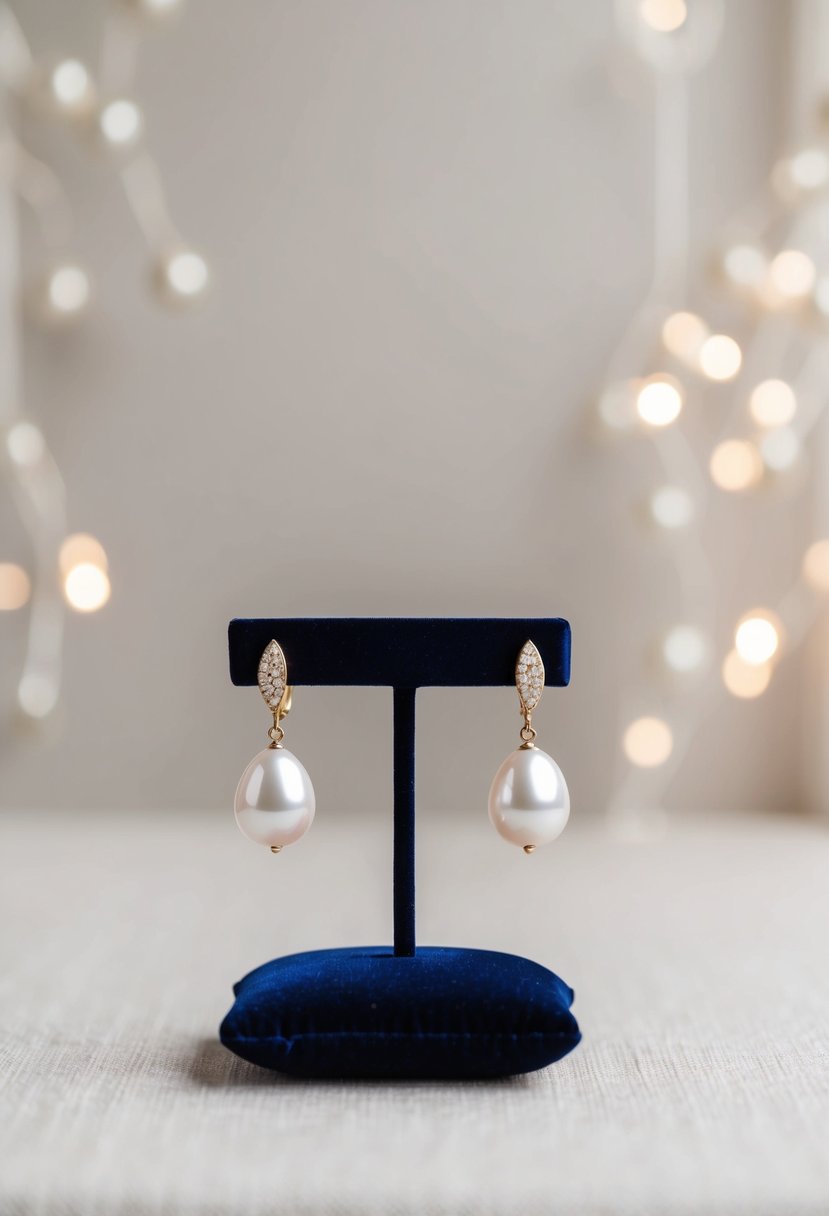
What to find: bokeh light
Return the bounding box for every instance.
[735,611,781,665]
[649,484,694,529]
[722,243,767,290]
[722,649,772,699]
[99,98,143,146]
[6,422,45,468]
[748,379,796,428]
[768,250,816,299]
[699,334,742,381]
[623,716,674,767]
[638,0,687,33]
[661,311,708,363]
[156,249,210,303]
[59,534,108,578]
[597,381,637,431]
[760,427,799,472]
[636,375,683,427]
[780,148,829,193]
[63,563,111,613]
[0,563,31,611]
[49,59,94,115]
[45,264,91,320]
[709,440,762,492]
[662,625,707,673]
[803,539,829,592]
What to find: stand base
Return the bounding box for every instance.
[220,946,581,1080]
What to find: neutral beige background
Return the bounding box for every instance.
[0,1,805,814]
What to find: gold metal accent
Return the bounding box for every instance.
[523,844,536,855]
[267,684,293,748]
[258,640,287,712]
[270,845,283,854]
[515,639,544,747]
[259,640,293,747]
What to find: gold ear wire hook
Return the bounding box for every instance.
[267,686,292,748]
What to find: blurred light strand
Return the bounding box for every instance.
[0,0,203,724]
[598,0,828,829]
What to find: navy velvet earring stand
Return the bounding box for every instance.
[220,618,582,1080]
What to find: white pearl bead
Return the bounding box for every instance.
[488,745,570,850]
[234,747,315,849]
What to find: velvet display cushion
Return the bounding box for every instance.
[220,945,581,1080]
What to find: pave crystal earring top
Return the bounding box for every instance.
[487,640,570,854]
[233,640,316,853]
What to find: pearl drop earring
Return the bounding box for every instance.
[488,640,570,854]
[233,640,316,853]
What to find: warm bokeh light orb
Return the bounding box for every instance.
[623,716,674,767]
[768,249,816,299]
[64,563,111,613]
[168,253,208,296]
[99,98,143,146]
[6,421,45,468]
[735,612,780,666]
[49,59,94,115]
[661,311,709,363]
[748,379,796,428]
[722,243,768,290]
[699,334,742,381]
[803,539,829,592]
[722,649,771,699]
[597,381,637,431]
[663,625,707,673]
[636,375,683,427]
[649,485,694,529]
[785,148,829,193]
[709,440,762,492]
[639,0,687,33]
[46,264,91,319]
[760,427,800,472]
[158,249,210,301]
[59,534,108,578]
[0,563,31,611]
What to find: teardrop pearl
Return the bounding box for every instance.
[234,747,315,849]
[488,745,570,850]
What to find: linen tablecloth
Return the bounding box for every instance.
[2,805,828,1214]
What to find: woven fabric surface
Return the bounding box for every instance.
[2,805,828,1215]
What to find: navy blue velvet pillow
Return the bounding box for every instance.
[220,946,581,1079]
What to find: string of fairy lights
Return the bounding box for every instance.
[0,0,207,721]
[3,0,827,780]
[601,0,829,819]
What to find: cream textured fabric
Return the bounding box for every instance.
[2,806,829,1215]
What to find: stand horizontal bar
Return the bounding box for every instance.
[228,618,570,688]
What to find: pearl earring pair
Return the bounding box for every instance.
[234,638,570,855]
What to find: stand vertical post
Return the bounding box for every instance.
[393,687,416,957]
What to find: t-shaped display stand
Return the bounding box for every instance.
[221,617,581,1080]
